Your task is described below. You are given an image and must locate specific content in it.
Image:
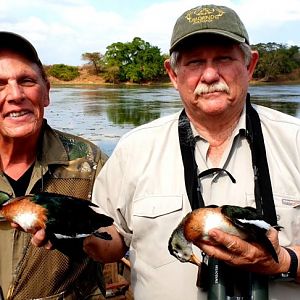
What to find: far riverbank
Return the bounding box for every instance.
[48,69,300,87]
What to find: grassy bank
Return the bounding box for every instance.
[49,68,300,86]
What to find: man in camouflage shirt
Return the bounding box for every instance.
[0,31,107,299]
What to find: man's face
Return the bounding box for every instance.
[165,40,258,119]
[0,50,50,140]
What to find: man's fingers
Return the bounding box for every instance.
[266,226,279,239]
[10,222,22,230]
[31,229,53,249]
[209,229,242,251]
[226,240,237,251]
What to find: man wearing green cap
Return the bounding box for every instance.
[83,4,300,300]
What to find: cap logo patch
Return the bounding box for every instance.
[185,7,225,24]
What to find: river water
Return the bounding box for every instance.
[45,84,300,156]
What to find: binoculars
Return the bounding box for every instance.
[201,258,269,300]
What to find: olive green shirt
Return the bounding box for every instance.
[0,120,108,300]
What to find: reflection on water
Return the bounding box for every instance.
[249,84,300,117]
[45,84,300,156]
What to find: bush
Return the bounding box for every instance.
[47,64,80,81]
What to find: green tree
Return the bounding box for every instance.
[103,37,165,83]
[103,65,120,84]
[81,52,104,74]
[253,43,300,81]
[47,64,79,81]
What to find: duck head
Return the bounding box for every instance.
[168,222,201,266]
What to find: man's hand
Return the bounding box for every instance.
[11,222,54,250]
[30,228,54,250]
[194,227,290,275]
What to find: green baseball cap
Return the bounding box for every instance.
[170,4,249,53]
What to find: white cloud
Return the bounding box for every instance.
[0,0,299,65]
[236,0,300,28]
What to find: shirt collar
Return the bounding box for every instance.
[38,120,69,165]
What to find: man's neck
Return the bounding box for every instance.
[0,136,38,180]
[187,109,242,144]
[186,106,243,166]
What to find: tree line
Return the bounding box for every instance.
[45,37,300,83]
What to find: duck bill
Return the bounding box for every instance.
[189,254,201,266]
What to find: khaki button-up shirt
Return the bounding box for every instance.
[93,104,300,300]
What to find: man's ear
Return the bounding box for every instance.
[164,59,178,90]
[43,80,50,108]
[247,50,259,81]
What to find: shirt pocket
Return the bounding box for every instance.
[246,193,300,245]
[132,195,184,268]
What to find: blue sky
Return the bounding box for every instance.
[1,0,299,66]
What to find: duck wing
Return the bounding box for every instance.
[32,192,114,237]
[221,205,278,262]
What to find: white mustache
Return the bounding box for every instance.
[194,82,230,95]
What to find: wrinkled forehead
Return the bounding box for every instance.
[0,49,42,71]
[0,49,48,83]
